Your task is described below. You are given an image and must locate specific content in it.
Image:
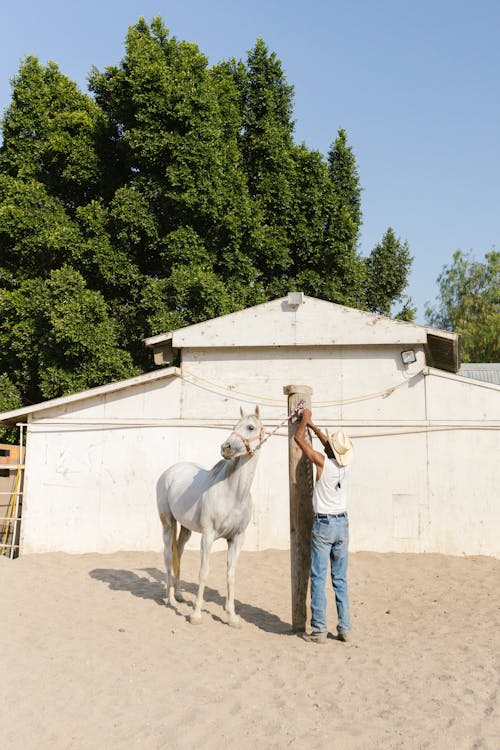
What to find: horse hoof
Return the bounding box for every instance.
[189,613,202,625]
[228,616,242,629]
[175,592,186,603]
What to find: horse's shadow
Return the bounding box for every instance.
[89,567,292,635]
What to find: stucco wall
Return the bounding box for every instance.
[19,347,500,557]
[425,372,500,557]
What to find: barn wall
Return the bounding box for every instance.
[179,344,427,423]
[425,372,500,557]
[19,348,500,558]
[21,377,182,553]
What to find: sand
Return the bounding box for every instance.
[0,548,499,750]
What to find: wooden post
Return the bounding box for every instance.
[283,384,314,632]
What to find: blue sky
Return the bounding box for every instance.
[1,0,499,322]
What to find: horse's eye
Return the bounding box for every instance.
[248,424,255,430]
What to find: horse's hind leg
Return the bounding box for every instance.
[172,525,191,603]
[159,512,177,607]
[226,532,245,628]
[190,529,215,624]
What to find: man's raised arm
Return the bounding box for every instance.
[294,408,325,469]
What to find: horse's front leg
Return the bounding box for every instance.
[190,529,215,624]
[226,532,245,628]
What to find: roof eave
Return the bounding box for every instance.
[0,367,180,425]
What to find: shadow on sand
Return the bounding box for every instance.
[89,566,292,635]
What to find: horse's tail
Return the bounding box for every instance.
[172,519,180,580]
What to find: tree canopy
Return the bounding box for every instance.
[425,250,499,362]
[0,16,414,420]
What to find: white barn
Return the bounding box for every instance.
[1,295,499,558]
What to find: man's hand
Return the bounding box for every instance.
[298,407,312,423]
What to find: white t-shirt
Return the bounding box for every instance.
[312,458,350,515]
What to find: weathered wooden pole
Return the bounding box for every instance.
[283,384,314,632]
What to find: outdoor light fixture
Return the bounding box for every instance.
[401,349,417,365]
[287,292,304,307]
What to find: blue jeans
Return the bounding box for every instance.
[310,514,351,635]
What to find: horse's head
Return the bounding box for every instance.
[221,406,264,460]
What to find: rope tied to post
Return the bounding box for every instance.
[255,399,305,452]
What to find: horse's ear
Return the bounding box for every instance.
[240,406,245,418]
[255,405,260,419]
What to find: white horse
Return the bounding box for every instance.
[156,406,264,627]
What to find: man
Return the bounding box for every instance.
[294,407,354,644]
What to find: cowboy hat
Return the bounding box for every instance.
[327,430,354,466]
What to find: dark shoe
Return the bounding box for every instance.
[302,632,327,644]
[337,630,351,642]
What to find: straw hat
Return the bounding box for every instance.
[327,430,354,466]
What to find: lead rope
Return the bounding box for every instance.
[255,399,305,452]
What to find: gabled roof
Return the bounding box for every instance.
[0,367,180,425]
[144,295,460,371]
[0,298,463,426]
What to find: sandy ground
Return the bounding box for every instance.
[0,548,499,750]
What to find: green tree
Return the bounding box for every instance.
[240,39,294,198]
[0,374,22,443]
[320,128,366,305]
[0,56,109,208]
[284,129,368,306]
[0,267,138,405]
[89,18,262,309]
[364,227,414,319]
[0,175,83,286]
[239,39,296,291]
[0,16,414,410]
[425,250,500,362]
